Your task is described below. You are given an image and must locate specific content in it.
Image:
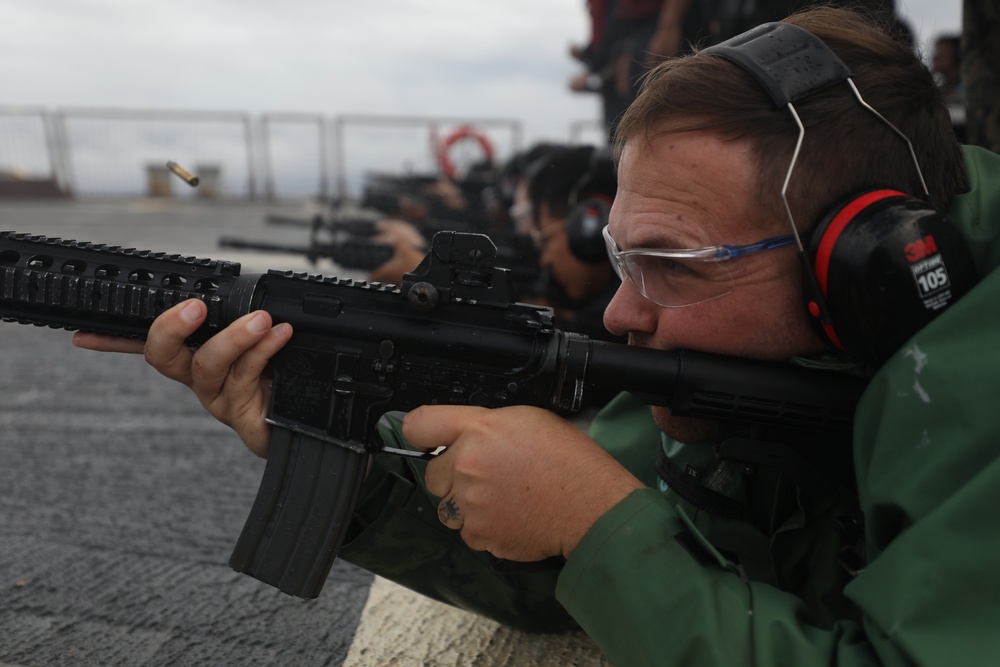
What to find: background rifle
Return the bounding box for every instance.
[264,212,386,237]
[232,215,543,298]
[264,210,490,239]
[218,235,396,271]
[0,229,867,599]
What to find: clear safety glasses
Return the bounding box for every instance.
[529,223,566,250]
[602,224,800,308]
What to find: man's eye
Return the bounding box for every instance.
[666,259,697,275]
[650,258,699,279]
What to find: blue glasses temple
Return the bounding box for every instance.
[717,233,803,259]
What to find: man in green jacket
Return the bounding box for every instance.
[75,6,1000,666]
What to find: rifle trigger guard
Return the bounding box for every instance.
[380,445,437,461]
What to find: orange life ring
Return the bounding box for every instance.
[437,125,494,179]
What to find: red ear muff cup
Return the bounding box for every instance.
[567,197,612,264]
[807,190,978,366]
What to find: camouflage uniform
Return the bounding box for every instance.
[963,0,1000,152]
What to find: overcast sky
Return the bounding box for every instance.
[2,0,962,146]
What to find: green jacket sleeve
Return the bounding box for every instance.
[556,489,883,666]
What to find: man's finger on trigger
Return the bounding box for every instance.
[402,404,484,452]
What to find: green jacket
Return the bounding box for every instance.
[340,145,1000,666]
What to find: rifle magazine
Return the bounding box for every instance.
[229,426,368,599]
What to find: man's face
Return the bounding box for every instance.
[537,202,611,302]
[510,181,534,234]
[603,132,828,441]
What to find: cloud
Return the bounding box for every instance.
[0,0,961,148]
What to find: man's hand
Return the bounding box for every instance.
[72,299,292,458]
[402,405,645,561]
[368,219,428,285]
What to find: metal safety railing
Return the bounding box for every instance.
[0,105,597,201]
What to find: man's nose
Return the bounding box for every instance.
[603,278,657,337]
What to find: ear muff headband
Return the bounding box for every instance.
[700,22,852,107]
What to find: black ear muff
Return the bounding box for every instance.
[566,195,612,263]
[805,189,978,366]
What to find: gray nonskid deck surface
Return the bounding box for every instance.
[0,200,372,666]
[0,324,374,666]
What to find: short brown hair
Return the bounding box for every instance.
[614,6,966,234]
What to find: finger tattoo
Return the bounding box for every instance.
[438,496,462,526]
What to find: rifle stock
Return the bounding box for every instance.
[0,229,867,598]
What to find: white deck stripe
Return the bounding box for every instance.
[342,577,612,666]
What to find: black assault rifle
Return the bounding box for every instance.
[264,211,523,246]
[264,212,387,236]
[226,216,542,298]
[0,230,866,599]
[218,235,396,271]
